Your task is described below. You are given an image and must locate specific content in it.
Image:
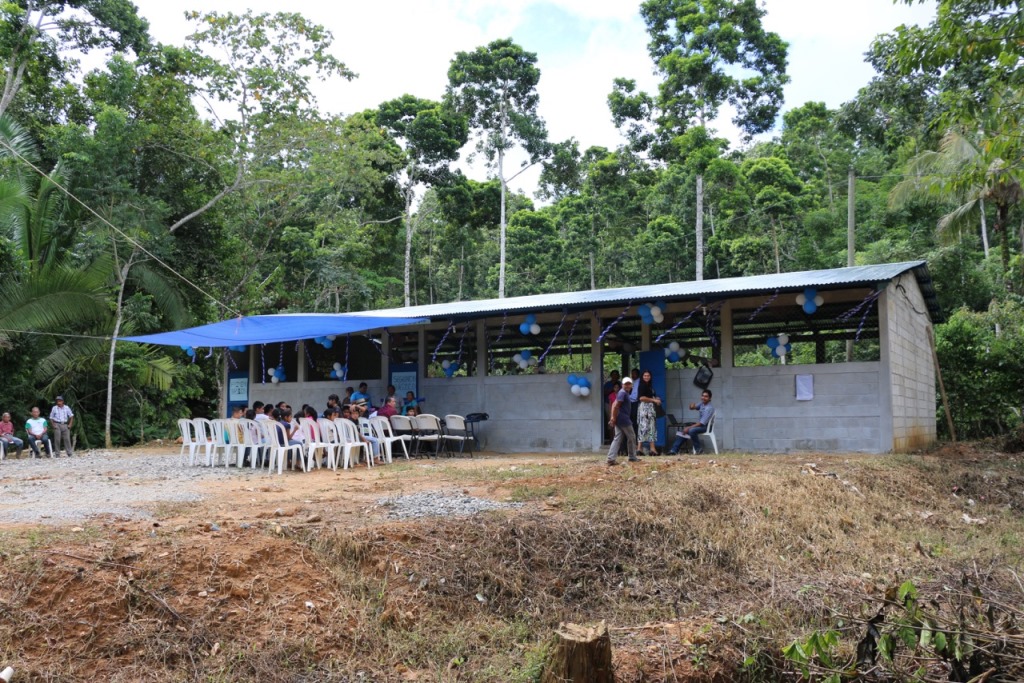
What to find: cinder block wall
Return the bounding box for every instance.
[883,276,937,451]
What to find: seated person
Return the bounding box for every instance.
[668,389,715,455]
[25,407,51,456]
[401,391,420,415]
[0,412,25,457]
[351,382,372,406]
[377,396,398,419]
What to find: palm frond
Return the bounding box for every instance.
[0,114,40,167]
[936,198,980,245]
[129,260,192,328]
[0,268,111,346]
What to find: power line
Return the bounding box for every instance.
[0,137,242,318]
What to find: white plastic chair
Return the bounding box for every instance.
[178,418,200,465]
[334,418,370,469]
[697,413,719,455]
[260,420,303,475]
[413,414,443,457]
[191,418,216,466]
[443,414,475,457]
[234,418,261,467]
[317,418,342,470]
[298,419,334,471]
[371,416,408,462]
[389,414,416,455]
[210,419,235,467]
[358,417,382,464]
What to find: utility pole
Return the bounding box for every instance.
[846,168,855,361]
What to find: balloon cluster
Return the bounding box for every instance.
[227,345,248,353]
[266,366,287,384]
[512,348,537,370]
[313,334,338,349]
[566,374,592,397]
[518,314,541,336]
[328,362,347,380]
[441,359,460,377]
[796,288,824,315]
[766,333,792,359]
[639,301,667,325]
[663,340,684,363]
[179,344,196,357]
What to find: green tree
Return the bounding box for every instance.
[610,0,789,280]
[375,95,468,306]
[743,156,802,273]
[445,38,549,298]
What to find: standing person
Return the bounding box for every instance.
[606,377,640,466]
[627,368,641,428]
[49,395,74,457]
[25,407,51,457]
[602,370,621,397]
[668,389,715,455]
[0,412,24,458]
[636,369,662,456]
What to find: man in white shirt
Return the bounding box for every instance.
[25,407,51,457]
[49,396,74,457]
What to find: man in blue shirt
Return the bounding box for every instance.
[607,377,640,466]
[668,389,715,455]
[351,382,372,407]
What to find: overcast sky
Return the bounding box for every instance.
[131,0,935,196]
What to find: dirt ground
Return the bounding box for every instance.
[0,443,1021,681]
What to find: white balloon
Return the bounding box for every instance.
[327,335,336,341]
[530,323,541,335]
[512,353,522,364]
[650,305,662,317]
[669,341,680,352]
[796,293,806,305]
[814,295,824,306]
[271,375,280,384]
[775,346,787,358]
[664,347,672,357]
[528,357,538,366]
[333,362,342,371]
[580,386,591,397]
[570,384,582,396]
[267,368,276,377]
[777,333,790,346]
[652,312,664,323]
[519,360,529,370]
[441,360,451,369]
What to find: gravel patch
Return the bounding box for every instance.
[377,489,524,519]
[0,449,266,524]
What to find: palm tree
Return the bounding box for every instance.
[890,128,1023,288]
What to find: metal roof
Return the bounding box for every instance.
[372,260,942,323]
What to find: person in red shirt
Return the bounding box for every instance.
[377,396,399,419]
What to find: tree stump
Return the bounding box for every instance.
[540,620,613,683]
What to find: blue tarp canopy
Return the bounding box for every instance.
[120,313,428,348]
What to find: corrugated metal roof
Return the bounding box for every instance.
[372,260,942,322]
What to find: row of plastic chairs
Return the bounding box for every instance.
[386,413,476,458]
[177,415,414,474]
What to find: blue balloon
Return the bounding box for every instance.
[186,348,195,357]
[641,314,654,324]
[785,343,792,353]
[803,300,817,315]
[638,304,651,316]
[521,348,531,359]
[805,287,817,299]
[519,322,531,335]
[668,351,680,362]
[579,377,591,388]
[656,300,668,311]
[323,340,333,349]
[525,314,536,325]
[766,336,779,349]
[567,374,578,385]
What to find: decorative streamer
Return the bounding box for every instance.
[834,289,883,342]
[431,319,456,363]
[455,321,472,368]
[596,303,632,344]
[278,343,284,374]
[747,289,780,322]
[539,311,568,363]
[344,335,350,381]
[705,301,724,348]
[565,313,581,360]
[654,303,702,344]
[303,339,317,369]
[205,347,213,359]
[260,344,266,384]
[488,312,508,371]
[227,350,238,370]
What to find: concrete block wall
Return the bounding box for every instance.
[883,276,937,451]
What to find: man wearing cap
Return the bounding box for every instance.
[607,377,640,466]
[49,396,74,457]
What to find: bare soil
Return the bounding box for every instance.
[1,444,1022,681]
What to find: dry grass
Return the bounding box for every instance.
[0,447,1022,681]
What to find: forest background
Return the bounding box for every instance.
[0,0,1020,449]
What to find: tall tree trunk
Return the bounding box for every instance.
[105,250,138,449]
[498,144,507,298]
[979,198,990,258]
[708,204,720,279]
[695,173,704,281]
[403,189,415,306]
[770,215,781,274]
[995,203,1010,289]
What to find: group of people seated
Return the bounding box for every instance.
[0,397,75,459]
[225,384,426,468]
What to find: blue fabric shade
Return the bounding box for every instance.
[120,313,428,347]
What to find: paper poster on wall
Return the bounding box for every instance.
[796,374,814,401]
[390,363,418,400]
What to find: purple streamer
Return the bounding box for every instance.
[835,289,882,323]
[431,320,456,363]
[455,321,471,368]
[227,350,238,370]
[488,312,508,371]
[654,303,702,344]
[538,312,568,363]
[566,313,581,360]
[260,344,266,384]
[596,303,632,344]
[747,289,780,322]
[344,335,350,381]
[303,339,317,369]
[278,343,284,377]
